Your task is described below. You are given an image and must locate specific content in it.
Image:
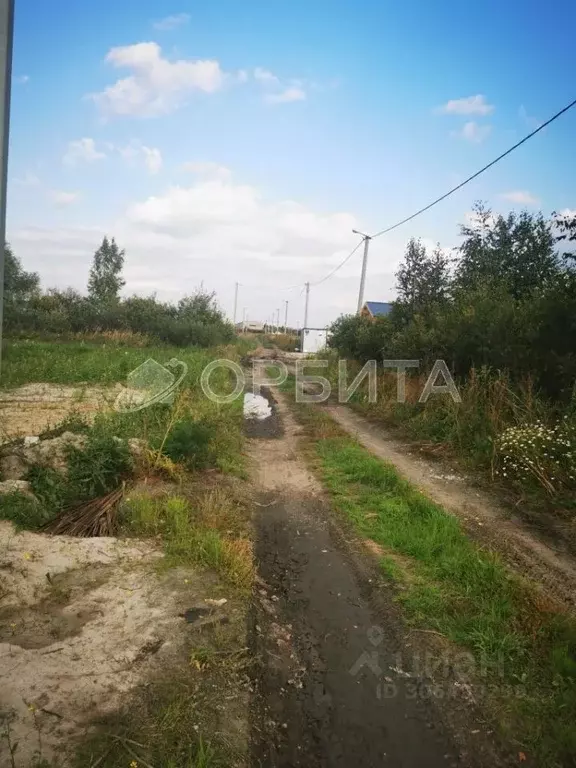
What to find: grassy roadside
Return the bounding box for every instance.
[121,482,253,593]
[0,338,254,767]
[316,354,576,523]
[282,386,576,768]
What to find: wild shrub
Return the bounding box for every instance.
[26,465,69,511]
[66,432,133,500]
[163,418,215,468]
[0,492,51,530]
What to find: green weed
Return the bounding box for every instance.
[163,418,215,468]
[1,339,223,388]
[26,465,68,511]
[0,492,51,530]
[71,671,240,768]
[0,428,134,530]
[121,491,253,592]
[66,431,132,499]
[0,337,246,531]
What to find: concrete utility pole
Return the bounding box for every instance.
[303,282,310,330]
[242,307,247,333]
[284,300,289,333]
[276,307,280,333]
[353,229,372,315]
[0,0,14,376]
[232,282,239,326]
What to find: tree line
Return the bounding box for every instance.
[4,236,234,347]
[329,204,576,401]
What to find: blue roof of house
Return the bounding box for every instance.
[365,301,393,317]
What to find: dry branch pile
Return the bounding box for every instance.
[43,486,125,537]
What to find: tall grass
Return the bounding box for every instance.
[121,490,253,592]
[1,338,239,388]
[329,357,545,463]
[323,354,576,511]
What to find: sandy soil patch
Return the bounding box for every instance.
[0,383,123,443]
[0,521,231,767]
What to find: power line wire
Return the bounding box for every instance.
[371,96,576,239]
[276,238,364,292]
[240,95,576,301]
[311,239,364,286]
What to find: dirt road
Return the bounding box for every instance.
[246,388,496,767]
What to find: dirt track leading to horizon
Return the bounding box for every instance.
[246,386,504,768]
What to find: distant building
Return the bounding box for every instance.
[360,301,393,320]
[236,320,265,333]
[301,328,327,354]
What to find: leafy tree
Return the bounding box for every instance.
[1,245,234,348]
[328,314,394,361]
[329,202,576,399]
[4,244,39,305]
[553,209,576,263]
[395,238,451,315]
[177,290,224,325]
[3,244,40,331]
[87,237,125,305]
[455,202,558,299]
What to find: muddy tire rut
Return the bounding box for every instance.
[246,388,501,768]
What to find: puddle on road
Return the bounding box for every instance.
[244,392,272,420]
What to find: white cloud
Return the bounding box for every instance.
[500,190,540,206]
[9,226,104,291]
[9,173,375,325]
[253,68,308,104]
[90,44,313,115]
[48,190,80,207]
[15,75,29,85]
[265,86,306,105]
[27,174,357,298]
[142,146,163,174]
[64,138,106,166]
[452,121,491,143]
[182,161,232,180]
[254,67,279,85]
[90,42,227,117]
[125,178,356,251]
[438,94,494,116]
[153,13,190,31]
[116,141,163,174]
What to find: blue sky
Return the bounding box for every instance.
[7,0,576,326]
